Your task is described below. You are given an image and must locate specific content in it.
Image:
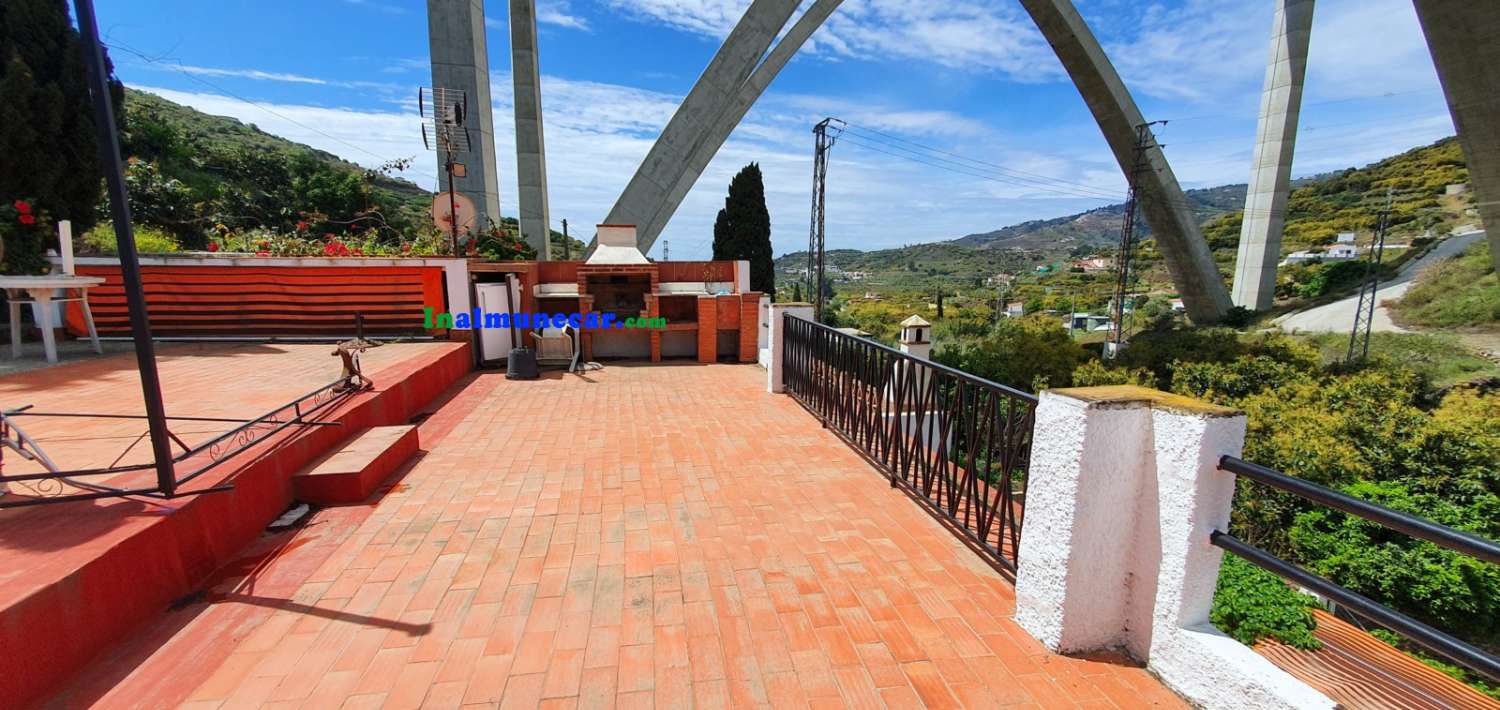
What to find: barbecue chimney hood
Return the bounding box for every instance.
[586,224,651,265]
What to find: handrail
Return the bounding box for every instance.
[1211,531,1500,683]
[781,313,1035,571]
[786,314,1038,403]
[1219,456,1500,565]
[1217,455,1500,683]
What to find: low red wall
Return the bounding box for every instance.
[0,343,471,709]
[66,264,448,336]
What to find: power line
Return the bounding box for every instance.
[840,124,1125,200]
[837,135,1124,203]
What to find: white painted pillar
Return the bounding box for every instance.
[1015,386,1333,710]
[766,303,813,393]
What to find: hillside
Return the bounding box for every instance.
[114,88,583,254]
[124,88,427,202]
[953,183,1247,251]
[778,137,1472,296]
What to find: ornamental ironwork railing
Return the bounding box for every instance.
[782,315,1036,570]
[1214,455,1500,683]
[0,376,362,508]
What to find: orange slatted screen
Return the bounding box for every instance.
[65,265,447,336]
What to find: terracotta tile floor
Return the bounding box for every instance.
[59,363,1186,709]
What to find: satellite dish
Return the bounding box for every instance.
[431,193,477,235]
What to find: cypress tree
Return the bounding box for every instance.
[0,0,122,233]
[711,163,774,297]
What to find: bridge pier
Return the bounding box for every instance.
[1232,0,1315,312]
[427,0,502,236]
[509,0,552,259]
[1413,1,1500,274]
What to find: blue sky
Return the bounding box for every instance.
[94,0,1453,259]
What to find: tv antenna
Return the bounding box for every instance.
[420,87,472,254]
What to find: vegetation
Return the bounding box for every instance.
[1211,555,1322,650]
[0,0,124,272]
[1063,325,1500,692]
[1394,240,1499,330]
[933,316,1089,391]
[784,137,1473,326]
[1299,331,1498,390]
[712,163,774,296]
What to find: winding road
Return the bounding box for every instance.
[1274,229,1485,334]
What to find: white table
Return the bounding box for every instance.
[1,275,104,363]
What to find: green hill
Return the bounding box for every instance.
[778,137,1473,301]
[112,88,583,255]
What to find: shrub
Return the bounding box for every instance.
[933,315,1088,391]
[1211,554,1322,649]
[1070,359,1156,388]
[82,222,181,254]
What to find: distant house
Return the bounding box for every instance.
[1325,244,1359,260]
[1336,232,1357,243]
[1446,183,1470,195]
[1169,298,1186,312]
[1035,264,1054,274]
[1071,256,1115,273]
[986,273,1015,287]
[845,271,868,281]
[1004,301,1025,318]
[1282,245,1358,265]
[1064,312,1114,332]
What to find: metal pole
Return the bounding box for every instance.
[446,153,460,255]
[562,219,569,260]
[73,0,177,496]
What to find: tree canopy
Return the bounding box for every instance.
[712,163,774,296]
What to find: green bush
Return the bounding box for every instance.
[933,315,1088,391]
[1211,555,1323,649]
[1070,359,1156,388]
[82,222,181,254]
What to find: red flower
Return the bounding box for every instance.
[296,220,309,232]
[206,242,220,252]
[258,240,270,249]
[13,200,30,214]
[256,251,270,257]
[18,214,35,225]
[351,248,363,256]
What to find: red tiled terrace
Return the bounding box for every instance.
[25,361,1187,708]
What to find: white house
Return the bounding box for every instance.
[1336,232,1357,243]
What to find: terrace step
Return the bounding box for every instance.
[293,425,418,504]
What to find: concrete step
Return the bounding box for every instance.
[294,425,418,504]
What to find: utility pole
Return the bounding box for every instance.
[663,240,670,261]
[1108,121,1165,359]
[562,219,570,260]
[808,117,844,322]
[1348,189,1395,362]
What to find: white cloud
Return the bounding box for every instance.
[486,1,592,34]
[539,1,591,30]
[604,0,1060,80]
[1304,0,1440,100]
[1101,0,1269,103]
[170,64,331,85]
[341,0,407,15]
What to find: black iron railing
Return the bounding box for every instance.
[1215,455,1500,682]
[783,315,1036,570]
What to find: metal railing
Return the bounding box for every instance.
[783,315,1036,570]
[1215,455,1500,683]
